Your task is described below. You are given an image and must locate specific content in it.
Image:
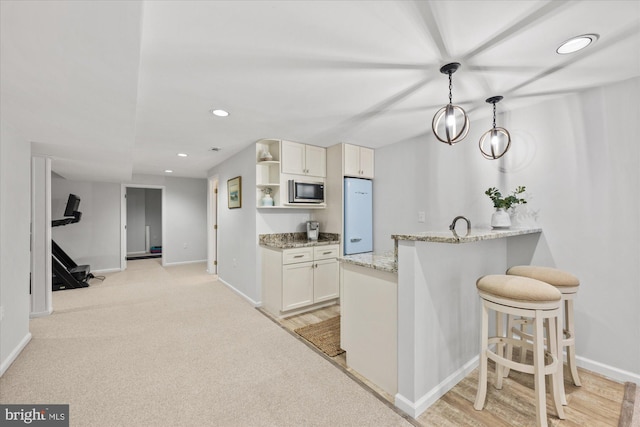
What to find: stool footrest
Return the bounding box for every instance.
[510,323,575,348]
[487,337,558,375]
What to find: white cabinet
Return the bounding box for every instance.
[344,144,374,179]
[282,140,326,178]
[263,245,339,317]
[257,139,327,209]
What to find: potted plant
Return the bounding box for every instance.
[485,186,527,228]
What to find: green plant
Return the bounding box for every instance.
[485,186,527,210]
[262,187,273,195]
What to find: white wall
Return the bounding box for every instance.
[374,77,640,378]
[126,187,146,253]
[51,177,122,271]
[208,145,259,302]
[163,177,207,264]
[124,187,162,253]
[145,188,162,248]
[208,143,314,305]
[51,174,207,270]
[0,122,32,375]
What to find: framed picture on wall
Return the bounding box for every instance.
[227,176,242,209]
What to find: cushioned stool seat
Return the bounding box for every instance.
[474,274,565,427]
[506,266,581,400]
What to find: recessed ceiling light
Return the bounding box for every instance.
[211,109,229,117]
[164,169,173,173]
[556,34,598,54]
[177,153,188,157]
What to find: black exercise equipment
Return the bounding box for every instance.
[51,194,92,291]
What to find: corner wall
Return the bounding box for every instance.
[208,143,313,305]
[51,175,207,271]
[373,77,640,379]
[0,122,32,375]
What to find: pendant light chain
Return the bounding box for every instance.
[448,72,453,105]
[492,102,497,129]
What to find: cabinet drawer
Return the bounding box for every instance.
[314,245,338,260]
[283,247,314,264]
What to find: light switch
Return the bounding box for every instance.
[418,211,425,223]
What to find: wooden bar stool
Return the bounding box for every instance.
[474,274,565,427]
[506,266,581,405]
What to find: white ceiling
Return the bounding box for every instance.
[2,1,639,182]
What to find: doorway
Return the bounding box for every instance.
[207,176,218,275]
[121,184,165,270]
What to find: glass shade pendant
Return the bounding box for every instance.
[432,63,470,145]
[478,96,511,160]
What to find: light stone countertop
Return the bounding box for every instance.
[392,227,542,244]
[259,232,340,249]
[338,252,397,273]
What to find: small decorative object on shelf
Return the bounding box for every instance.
[485,186,527,229]
[259,148,273,162]
[261,187,274,206]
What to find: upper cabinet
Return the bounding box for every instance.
[344,144,374,179]
[282,140,326,178]
[256,139,326,209]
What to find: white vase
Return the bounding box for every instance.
[261,194,274,206]
[260,149,273,161]
[491,208,511,229]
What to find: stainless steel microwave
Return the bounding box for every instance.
[288,180,324,203]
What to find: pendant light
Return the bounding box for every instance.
[478,96,511,160]
[432,62,470,145]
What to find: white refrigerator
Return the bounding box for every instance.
[344,177,373,255]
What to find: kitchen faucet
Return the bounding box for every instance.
[449,215,471,237]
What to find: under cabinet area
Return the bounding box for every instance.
[262,244,339,317]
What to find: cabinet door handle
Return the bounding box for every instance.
[294,255,304,258]
[350,238,362,242]
[315,263,318,268]
[322,251,332,255]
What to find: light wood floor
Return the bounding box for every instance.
[270,305,626,427]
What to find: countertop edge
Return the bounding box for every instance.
[338,253,398,273]
[260,240,340,249]
[392,227,542,244]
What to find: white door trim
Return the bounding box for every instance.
[207,175,219,275]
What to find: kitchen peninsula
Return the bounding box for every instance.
[339,226,543,418]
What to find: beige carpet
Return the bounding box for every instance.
[294,316,345,357]
[0,259,412,427]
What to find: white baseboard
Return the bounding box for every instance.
[163,259,207,267]
[395,355,479,418]
[29,309,52,318]
[393,352,639,419]
[91,268,122,274]
[126,251,147,256]
[577,355,640,384]
[218,277,261,307]
[0,332,32,377]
